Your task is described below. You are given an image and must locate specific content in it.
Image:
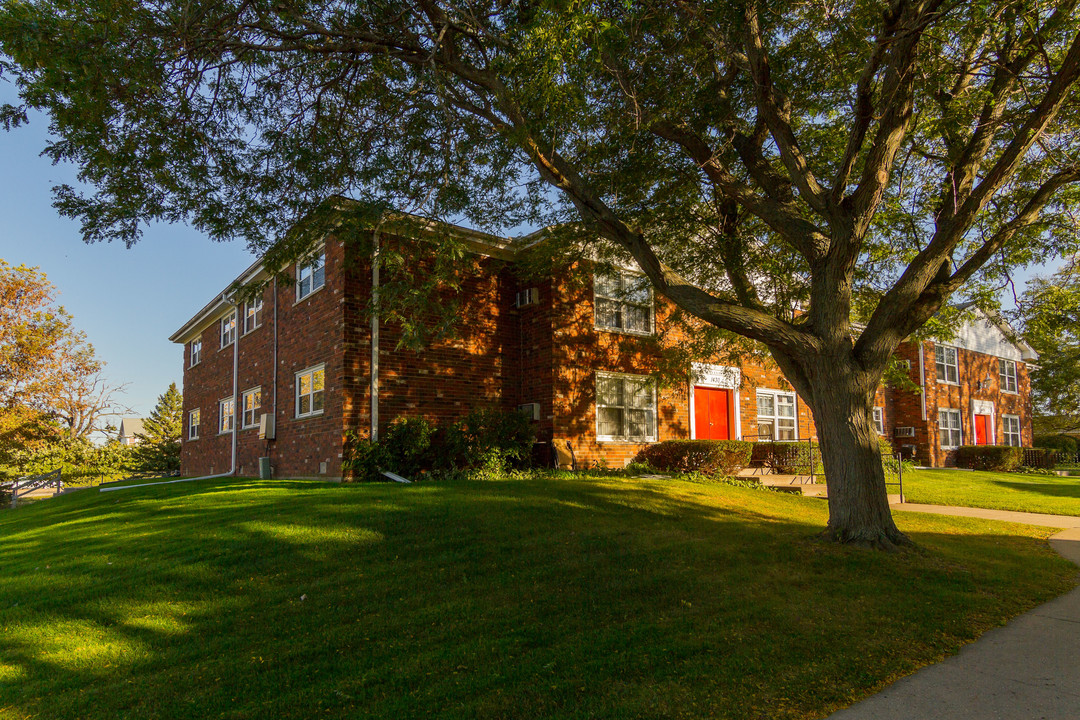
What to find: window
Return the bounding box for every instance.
[221,311,237,348]
[595,372,657,442]
[1003,414,1022,447]
[935,344,958,384]
[244,298,264,334]
[219,397,235,434]
[189,338,202,367]
[296,365,325,418]
[188,409,200,440]
[872,407,885,435]
[938,409,962,449]
[242,387,261,429]
[999,358,1018,394]
[296,251,326,301]
[594,272,653,334]
[757,390,797,441]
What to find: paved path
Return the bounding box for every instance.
[827,504,1080,720]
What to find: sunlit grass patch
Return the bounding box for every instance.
[903,467,1080,516]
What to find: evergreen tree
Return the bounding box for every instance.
[134,383,183,474]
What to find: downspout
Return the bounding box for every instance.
[225,292,239,476]
[918,344,927,421]
[370,228,381,442]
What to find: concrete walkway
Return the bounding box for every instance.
[827,503,1080,720]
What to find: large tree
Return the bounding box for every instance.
[4,1,1080,546]
[1019,259,1080,433]
[132,383,183,474]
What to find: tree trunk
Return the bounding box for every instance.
[804,359,912,550]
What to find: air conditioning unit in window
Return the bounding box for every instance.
[894,426,916,438]
[518,402,541,421]
[258,413,276,440]
[515,288,539,308]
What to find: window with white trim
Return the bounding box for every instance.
[242,387,261,429]
[296,251,326,301]
[872,407,885,435]
[1002,414,1022,447]
[999,358,1018,394]
[938,408,962,449]
[219,397,235,434]
[221,311,237,349]
[595,372,656,442]
[594,271,653,334]
[296,365,325,418]
[189,338,202,367]
[935,344,958,384]
[188,408,200,440]
[244,298,264,334]
[757,390,797,441]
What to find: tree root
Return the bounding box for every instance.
[818,525,917,552]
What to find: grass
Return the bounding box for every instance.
[902,468,1080,516]
[0,474,1075,720]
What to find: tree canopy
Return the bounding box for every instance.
[4,1,1080,546]
[1019,259,1080,433]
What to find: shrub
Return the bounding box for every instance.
[633,440,753,476]
[444,407,535,472]
[1033,434,1079,455]
[955,445,1024,472]
[343,417,437,481]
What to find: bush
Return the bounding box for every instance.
[633,440,753,476]
[955,445,1024,472]
[444,407,535,472]
[344,417,437,481]
[1033,434,1079,455]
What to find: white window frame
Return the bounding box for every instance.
[935,344,958,385]
[756,389,798,441]
[296,250,326,302]
[295,364,326,419]
[872,407,885,436]
[595,371,658,443]
[244,297,264,334]
[1002,414,1022,447]
[189,338,202,367]
[241,387,262,429]
[188,408,200,440]
[938,408,963,449]
[999,358,1018,394]
[220,311,237,349]
[593,271,654,336]
[219,397,235,434]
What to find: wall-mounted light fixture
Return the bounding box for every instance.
[976,374,992,391]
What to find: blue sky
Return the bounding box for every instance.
[0,95,258,424]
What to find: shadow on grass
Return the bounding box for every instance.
[992,480,1080,500]
[0,475,1073,720]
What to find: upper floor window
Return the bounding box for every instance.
[244,298,264,334]
[935,344,958,384]
[188,408,200,440]
[219,397,235,434]
[596,372,656,442]
[757,389,797,441]
[938,408,962,449]
[297,251,326,301]
[189,338,202,367]
[1002,414,1021,447]
[872,407,885,436]
[594,271,652,335]
[999,358,1018,394]
[296,365,325,418]
[221,311,237,349]
[242,387,262,429]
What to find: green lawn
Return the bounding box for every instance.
[903,468,1080,516]
[0,475,1074,720]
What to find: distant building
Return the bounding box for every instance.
[117,418,146,446]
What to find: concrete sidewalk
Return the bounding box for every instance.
[827,504,1080,720]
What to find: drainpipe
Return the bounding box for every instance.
[918,344,927,421]
[370,228,381,442]
[224,292,240,476]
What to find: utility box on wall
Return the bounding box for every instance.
[258,413,276,440]
[259,457,273,479]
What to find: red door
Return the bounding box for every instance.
[694,387,732,440]
[974,414,991,445]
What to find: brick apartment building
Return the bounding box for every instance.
[170,214,1036,478]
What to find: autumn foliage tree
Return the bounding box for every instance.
[4,1,1080,546]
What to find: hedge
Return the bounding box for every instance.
[633,440,753,476]
[955,445,1024,472]
[1033,434,1079,455]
